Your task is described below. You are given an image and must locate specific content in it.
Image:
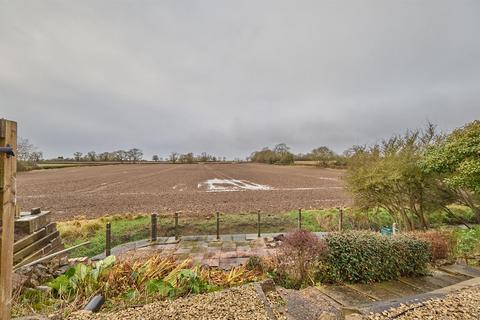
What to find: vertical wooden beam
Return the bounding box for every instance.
[216,212,220,240]
[298,208,302,230]
[174,212,179,240]
[150,213,157,242]
[257,210,261,238]
[105,223,111,257]
[338,207,344,232]
[0,119,17,320]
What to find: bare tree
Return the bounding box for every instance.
[169,152,179,163]
[87,151,97,161]
[17,138,35,162]
[73,152,83,161]
[29,151,43,162]
[128,148,143,163]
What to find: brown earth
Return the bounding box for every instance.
[17,163,350,221]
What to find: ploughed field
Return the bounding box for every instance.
[17,163,349,221]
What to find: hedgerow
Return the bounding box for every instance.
[322,231,430,283]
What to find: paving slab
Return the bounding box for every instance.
[245,234,259,241]
[428,270,471,286]
[399,276,444,292]
[316,285,375,307]
[375,280,424,296]
[278,287,341,320]
[347,283,401,301]
[220,234,233,241]
[180,235,208,241]
[439,264,480,278]
[232,234,246,241]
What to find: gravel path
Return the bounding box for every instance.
[68,285,270,320]
[367,285,480,320]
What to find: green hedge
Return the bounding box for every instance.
[323,231,430,283]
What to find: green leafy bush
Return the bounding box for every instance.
[323,231,430,283]
[454,226,480,262]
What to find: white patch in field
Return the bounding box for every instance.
[172,184,186,191]
[198,179,272,192]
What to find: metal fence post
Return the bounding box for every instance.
[105,222,111,257]
[151,213,158,242]
[257,210,261,238]
[174,212,179,240]
[339,208,343,232]
[216,211,220,240]
[298,208,302,230]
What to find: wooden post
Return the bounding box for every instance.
[105,223,111,257]
[216,211,220,240]
[257,210,261,238]
[0,119,17,320]
[298,208,302,230]
[151,213,157,242]
[174,212,179,240]
[338,208,344,232]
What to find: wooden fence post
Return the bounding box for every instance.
[105,223,111,257]
[338,208,343,232]
[174,212,179,240]
[216,212,220,240]
[298,208,302,230]
[0,119,17,320]
[257,210,261,238]
[151,213,157,242]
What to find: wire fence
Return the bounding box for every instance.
[101,209,314,257]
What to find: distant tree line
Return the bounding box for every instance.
[71,149,144,163]
[166,152,228,164]
[250,143,346,166]
[250,143,295,164]
[295,146,347,167]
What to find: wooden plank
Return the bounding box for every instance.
[13,230,59,264]
[13,244,52,269]
[13,227,48,252]
[0,223,57,252]
[0,119,17,320]
[0,120,5,138]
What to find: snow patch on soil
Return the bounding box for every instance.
[198,179,272,192]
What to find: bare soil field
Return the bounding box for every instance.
[17,163,350,221]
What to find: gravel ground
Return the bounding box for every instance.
[68,285,270,320]
[367,285,480,320]
[17,163,348,220]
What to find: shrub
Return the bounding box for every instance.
[454,226,480,262]
[272,230,328,288]
[410,230,452,262]
[323,231,430,283]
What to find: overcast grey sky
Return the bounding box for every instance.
[1,0,479,159]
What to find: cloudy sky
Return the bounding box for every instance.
[1,1,479,159]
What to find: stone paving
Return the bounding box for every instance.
[167,234,273,269]
[106,233,327,269]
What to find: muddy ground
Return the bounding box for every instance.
[17,163,350,221]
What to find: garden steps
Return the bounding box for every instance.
[290,265,479,318]
[355,274,480,316]
[274,286,342,320]
[438,263,480,278]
